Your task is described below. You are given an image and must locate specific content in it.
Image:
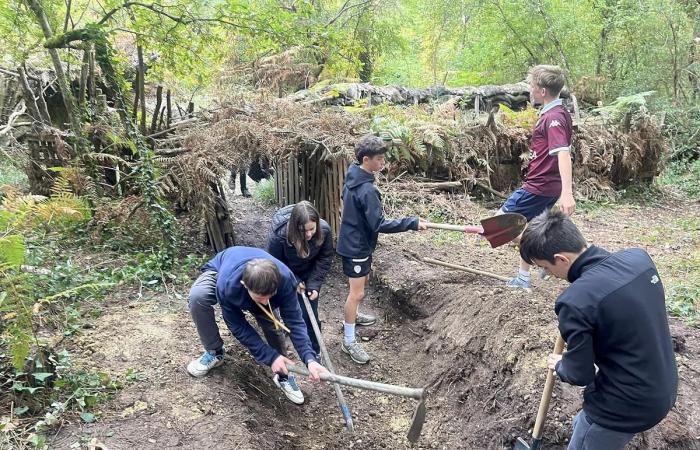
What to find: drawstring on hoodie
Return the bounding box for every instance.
[256,301,290,333]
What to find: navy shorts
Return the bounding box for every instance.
[500,188,558,221]
[341,255,372,278]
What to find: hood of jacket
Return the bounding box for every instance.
[344,163,376,189]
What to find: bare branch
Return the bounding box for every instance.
[327,0,372,26]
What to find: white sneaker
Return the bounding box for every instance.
[187,350,224,377]
[273,374,304,405]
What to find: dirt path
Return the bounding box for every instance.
[48,192,700,450]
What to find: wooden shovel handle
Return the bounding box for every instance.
[425,223,484,234]
[532,335,566,439]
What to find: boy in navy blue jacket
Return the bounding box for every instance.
[336,135,427,364]
[519,210,677,450]
[186,246,327,405]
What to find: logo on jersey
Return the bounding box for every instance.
[651,275,659,284]
[549,119,561,128]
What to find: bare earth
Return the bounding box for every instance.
[48,190,700,450]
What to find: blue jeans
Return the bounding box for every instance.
[567,410,635,450]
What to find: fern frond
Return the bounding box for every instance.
[0,234,25,269]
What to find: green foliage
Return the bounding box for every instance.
[665,251,700,327]
[0,161,29,189]
[253,178,277,206]
[660,159,700,199]
[499,104,539,129]
[592,91,655,124]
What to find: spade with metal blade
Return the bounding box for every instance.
[425,212,527,248]
[515,335,566,450]
[286,363,427,443]
[299,291,354,432]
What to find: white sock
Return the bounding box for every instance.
[343,322,356,345]
[518,269,531,280]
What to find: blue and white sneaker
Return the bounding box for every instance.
[187,349,224,377]
[273,373,304,405]
[506,276,532,291]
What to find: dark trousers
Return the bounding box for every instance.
[230,168,248,192]
[297,293,321,355]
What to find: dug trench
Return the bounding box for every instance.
[48,193,700,449]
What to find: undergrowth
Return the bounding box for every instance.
[0,175,206,449]
[253,177,277,206]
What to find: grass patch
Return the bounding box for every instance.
[663,251,700,327]
[0,161,29,190]
[253,177,277,206]
[659,159,700,200]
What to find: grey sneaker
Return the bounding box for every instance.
[187,349,224,377]
[273,374,304,405]
[356,311,376,326]
[341,341,370,364]
[506,276,532,291]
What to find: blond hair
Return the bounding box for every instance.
[527,65,566,97]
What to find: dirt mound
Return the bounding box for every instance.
[47,193,700,450]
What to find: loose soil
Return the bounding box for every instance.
[48,187,700,450]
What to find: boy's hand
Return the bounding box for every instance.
[297,281,306,294]
[559,192,576,215]
[271,355,294,375]
[307,290,319,301]
[417,218,428,230]
[547,353,563,370]
[307,361,329,382]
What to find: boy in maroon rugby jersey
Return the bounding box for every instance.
[500,65,576,290]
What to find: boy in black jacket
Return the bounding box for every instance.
[336,135,427,364]
[519,210,677,450]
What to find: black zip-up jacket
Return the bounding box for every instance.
[267,204,333,293]
[336,164,418,258]
[554,245,678,433]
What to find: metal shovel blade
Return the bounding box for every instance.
[407,398,427,443]
[514,437,541,450]
[479,213,527,248]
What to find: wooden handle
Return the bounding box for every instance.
[300,293,354,431]
[532,335,566,439]
[286,364,425,400]
[425,222,468,232]
[419,256,510,282]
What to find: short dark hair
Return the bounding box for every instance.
[242,258,280,296]
[355,134,388,163]
[519,210,587,264]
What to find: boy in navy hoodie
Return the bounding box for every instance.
[519,210,677,450]
[186,246,327,405]
[336,135,427,364]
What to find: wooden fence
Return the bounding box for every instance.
[274,150,348,243]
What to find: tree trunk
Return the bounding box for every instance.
[78,46,89,107]
[137,45,147,133]
[132,69,140,120]
[166,89,172,128]
[24,0,81,140]
[88,46,96,101]
[17,66,43,124]
[150,85,162,134]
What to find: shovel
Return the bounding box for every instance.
[515,335,566,450]
[286,363,427,443]
[299,291,354,432]
[425,212,527,248]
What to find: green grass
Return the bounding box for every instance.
[659,159,700,200]
[0,161,29,189]
[253,178,277,206]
